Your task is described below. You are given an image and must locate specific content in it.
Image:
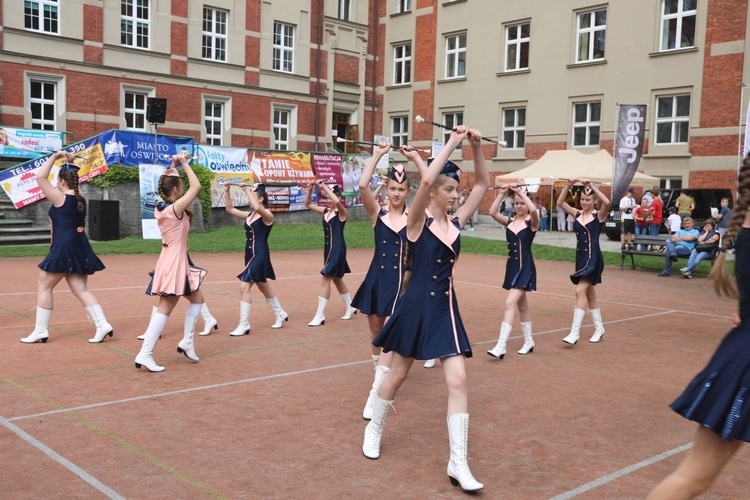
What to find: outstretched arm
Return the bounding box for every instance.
[318,181,347,219]
[171,154,201,218]
[557,180,580,218]
[586,181,610,222]
[244,184,275,225]
[513,185,539,231]
[304,182,326,214]
[400,145,428,176]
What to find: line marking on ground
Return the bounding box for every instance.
[0,415,125,499]
[548,443,693,499]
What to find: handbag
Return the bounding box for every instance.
[695,243,718,253]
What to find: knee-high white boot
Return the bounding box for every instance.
[135,313,168,372]
[362,395,394,459]
[362,365,390,420]
[177,303,200,362]
[138,306,159,340]
[563,308,586,345]
[308,297,327,327]
[21,307,52,344]
[589,308,605,343]
[487,322,512,359]
[340,292,357,320]
[229,301,251,336]
[266,297,289,329]
[370,354,380,370]
[518,321,534,355]
[198,303,218,336]
[86,304,114,343]
[447,413,484,491]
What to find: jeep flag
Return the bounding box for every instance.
[611,104,647,203]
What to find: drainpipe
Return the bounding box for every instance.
[370,0,379,139]
[314,0,324,151]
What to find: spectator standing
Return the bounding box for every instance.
[717,197,732,239]
[676,190,695,220]
[503,192,514,218]
[665,206,681,234]
[649,189,663,236]
[619,187,637,249]
[633,198,651,249]
[641,188,654,207]
[658,217,700,277]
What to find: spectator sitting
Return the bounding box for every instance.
[665,206,681,235]
[658,217,700,277]
[680,219,720,279]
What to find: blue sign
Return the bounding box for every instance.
[99,130,194,166]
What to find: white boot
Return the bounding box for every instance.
[371,354,380,370]
[424,358,436,368]
[447,413,484,491]
[86,304,114,343]
[362,395,394,459]
[517,321,534,355]
[21,307,52,344]
[138,306,159,340]
[266,297,289,329]
[487,322,512,359]
[340,293,357,320]
[135,313,168,372]
[198,303,218,336]
[589,308,605,343]
[563,308,586,345]
[229,301,251,336]
[363,365,390,420]
[308,297,327,327]
[177,303,200,362]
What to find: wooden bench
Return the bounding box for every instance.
[620,234,718,270]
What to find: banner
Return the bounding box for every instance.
[195,145,255,208]
[100,130,194,166]
[0,136,108,208]
[249,150,315,185]
[611,104,647,203]
[0,126,64,158]
[138,163,164,239]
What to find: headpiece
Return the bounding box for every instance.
[388,164,407,184]
[427,158,461,182]
[582,185,595,197]
[252,183,266,194]
[162,167,180,177]
[331,184,342,195]
[59,163,80,174]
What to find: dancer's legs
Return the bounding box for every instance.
[377,352,414,400]
[36,271,65,309]
[65,274,98,307]
[441,355,468,415]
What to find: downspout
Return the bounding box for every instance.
[314,0,324,151]
[371,0,379,139]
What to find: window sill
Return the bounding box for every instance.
[390,11,412,18]
[649,46,699,58]
[643,151,692,159]
[442,0,468,6]
[496,69,530,77]
[437,77,467,84]
[566,59,607,69]
[493,151,527,161]
[385,83,412,90]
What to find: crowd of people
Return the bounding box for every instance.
[17,141,750,497]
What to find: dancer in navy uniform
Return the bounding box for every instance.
[557,180,610,344]
[223,182,288,335]
[22,151,112,344]
[648,160,750,499]
[304,181,356,326]
[362,125,489,492]
[353,141,427,420]
[135,154,206,372]
[487,183,539,359]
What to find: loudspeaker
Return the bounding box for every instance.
[88,200,120,241]
[147,97,168,124]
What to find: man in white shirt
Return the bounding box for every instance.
[619,187,637,249]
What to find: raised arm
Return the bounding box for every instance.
[359,142,391,222]
[489,186,509,226]
[455,128,490,226]
[557,180,580,218]
[223,183,251,220]
[36,151,68,207]
[318,181,347,220]
[171,154,201,218]
[244,184,275,225]
[513,185,540,231]
[586,181,610,222]
[304,182,326,214]
[400,145,428,176]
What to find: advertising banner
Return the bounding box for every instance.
[0,126,64,158]
[195,145,255,208]
[100,130,194,167]
[249,151,315,185]
[138,163,164,240]
[611,104,647,203]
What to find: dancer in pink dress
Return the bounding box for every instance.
[135,154,207,372]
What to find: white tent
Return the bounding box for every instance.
[494,149,659,188]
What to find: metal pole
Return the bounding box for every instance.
[738,83,748,175]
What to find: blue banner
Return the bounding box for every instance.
[99,130,194,166]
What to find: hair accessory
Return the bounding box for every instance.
[389,164,407,184]
[252,183,266,193]
[583,186,595,197]
[162,167,180,177]
[59,163,80,174]
[331,184,342,195]
[427,157,461,181]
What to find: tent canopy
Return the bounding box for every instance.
[495,149,659,188]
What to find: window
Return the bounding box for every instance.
[393,43,411,85]
[25,0,58,34]
[203,7,228,62]
[505,23,529,71]
[503,108,526,150]
[661,0,696,51]
[273,108,291,150]
[655,94,690,144]
[391,116,408,147]
[445,34,466,79]
[576,9,606,62]
[572,101,601,147]
[338,0,351,20]
[273,22,295,73]
[204,101,224,146]
[443,112,463,150]
[124,91,149,130]
[29,80,57,130]
[396,0,411,13]
[121,0,150,49]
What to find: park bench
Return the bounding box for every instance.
[620,234,718,270]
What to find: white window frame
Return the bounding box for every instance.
[122,85,155,131]
[391,116,409,147]
[25,0,59,35]
[502,107,526,150]
[660,0,697,51]
[28,76,63,131]
[655,94,691,145]
[572,101,601,147]
[445,33,466,79]
[202,7,228,62]
[204,99,227,146]
[576,9,606,63]
[505,22,530,72]
[443,112,463,150]
[273,107,296,151]
[396,0,411,14]
[338,0,352,20]
[121,0,150,50]
[273,22,295,73]
[393,43,411,86]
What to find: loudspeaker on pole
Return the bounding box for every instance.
[147,98,168,124]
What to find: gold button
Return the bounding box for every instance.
[450,259,455,264]
[430,292,435,297]
[445,291,449,296]
[380,266,384,269]
[432,276,437,280]
[437,259,442,264]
